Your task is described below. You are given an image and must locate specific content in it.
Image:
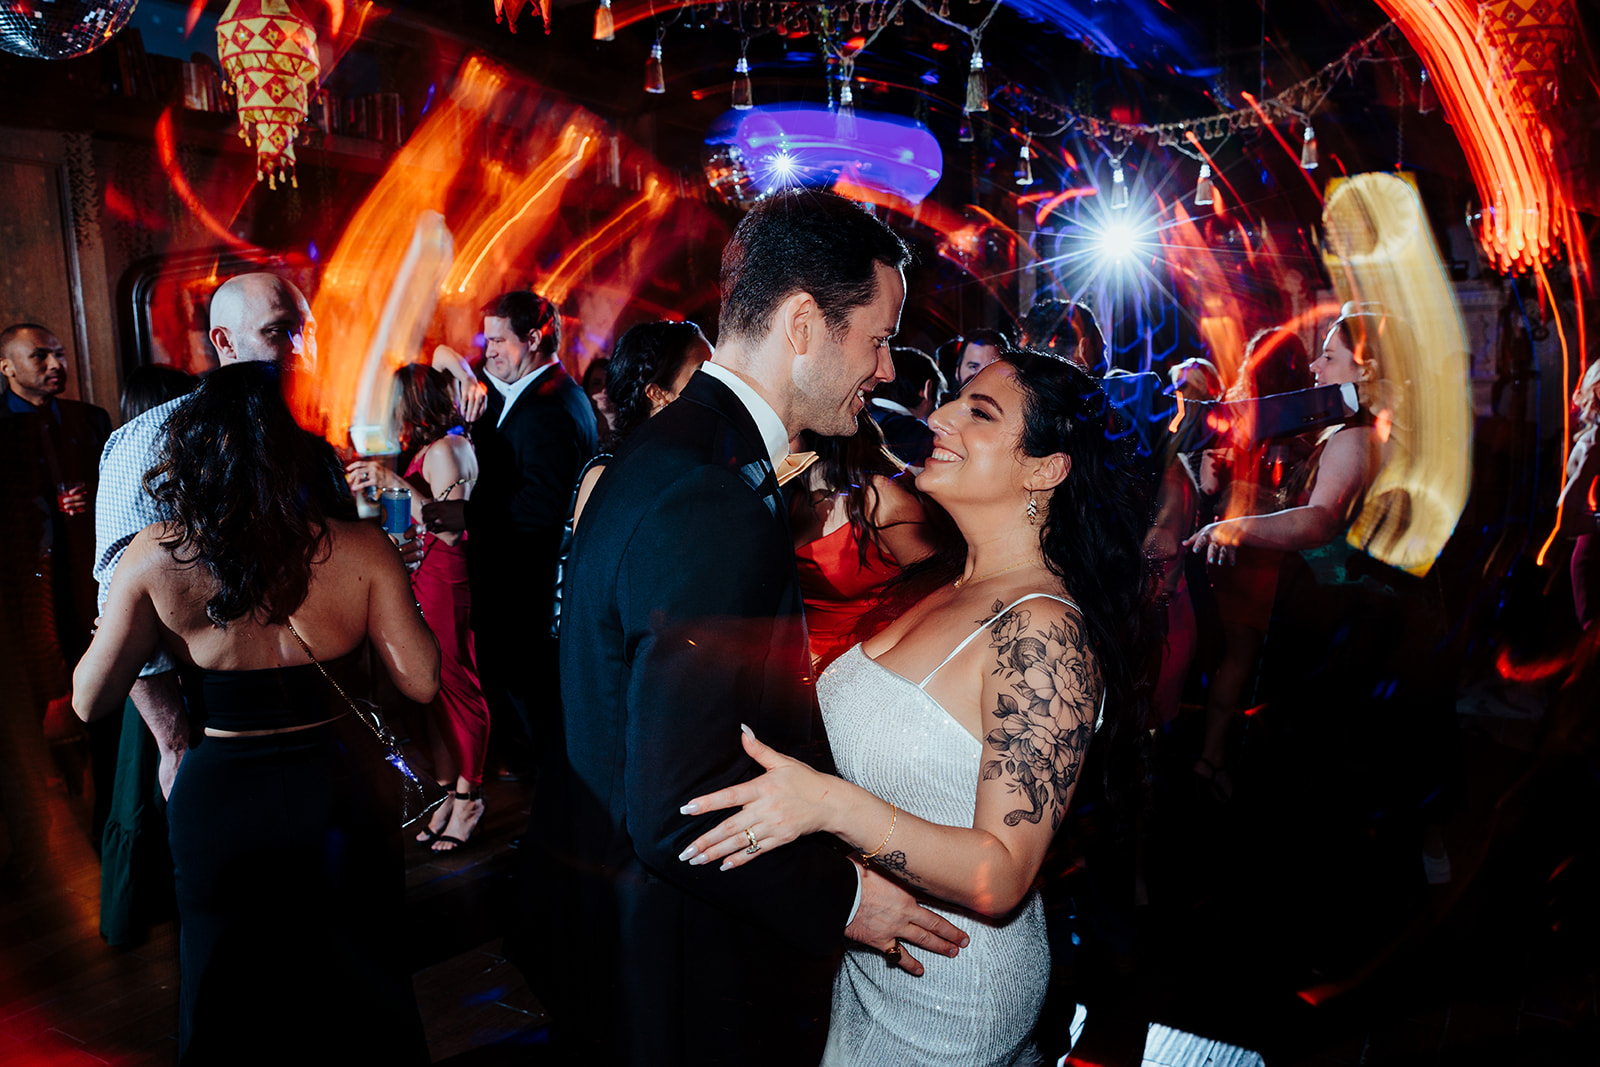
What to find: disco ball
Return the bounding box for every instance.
[0,0,139,61]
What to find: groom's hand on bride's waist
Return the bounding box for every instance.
[845,862,969,977]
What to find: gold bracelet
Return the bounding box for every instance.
[860,802,898,860]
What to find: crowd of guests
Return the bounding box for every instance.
[2,187,1595,1065]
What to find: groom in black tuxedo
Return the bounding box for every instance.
[532,191,968,1065]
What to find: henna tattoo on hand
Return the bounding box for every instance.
[980,609,1098,831]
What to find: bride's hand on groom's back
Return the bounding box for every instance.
[677,726,832,870]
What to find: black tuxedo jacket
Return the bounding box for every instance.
[535,370,857,1066]
[468,363,598,616]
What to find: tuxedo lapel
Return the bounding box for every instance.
[676,371,785,525]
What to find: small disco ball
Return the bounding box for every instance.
[0,0,139,61]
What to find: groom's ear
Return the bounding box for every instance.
[779,291,818,357]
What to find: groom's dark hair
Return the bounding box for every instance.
[717,190,910,346]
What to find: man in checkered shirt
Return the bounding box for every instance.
[93,274,316,796]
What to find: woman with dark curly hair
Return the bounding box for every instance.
[73,362,438,1065]
[675,349,1153,1065]
[348,363,488,851]
[570,321,710,524]
[549,322,708,638]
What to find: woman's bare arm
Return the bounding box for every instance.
[1187,426,1373,559]
[420,435,477,545]
[73,530,164,723]
[867,473,939,567]
[358,524,441,704]
[681,598,1096,918]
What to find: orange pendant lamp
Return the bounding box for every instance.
[216,0,320,189]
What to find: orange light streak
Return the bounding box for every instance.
[542,176,676,304]
[450,130,595,297]
[1033,187,1096,228]
[155,109,269,258]
[1533,258,1574,565]
[1375,0,1584,275]
[1167,391,1186,434]
[297,56,509,441]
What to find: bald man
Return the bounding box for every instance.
[92,273,317,799]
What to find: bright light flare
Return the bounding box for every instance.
[1322,172,1473,577]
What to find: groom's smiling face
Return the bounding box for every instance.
[789,262,905,437]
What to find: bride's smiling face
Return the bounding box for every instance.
[917,362,1039,508]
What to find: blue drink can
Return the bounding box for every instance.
[379,487,412,537]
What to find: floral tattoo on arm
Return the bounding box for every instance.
[980,600,1098,830]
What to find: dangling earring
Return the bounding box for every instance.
[1026,492,1040,525]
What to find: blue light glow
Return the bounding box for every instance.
[707,103,944,204]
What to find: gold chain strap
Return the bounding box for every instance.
[284,619,375,733]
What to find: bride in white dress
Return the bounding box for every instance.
[680,350,1154,1065]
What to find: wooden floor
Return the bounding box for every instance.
[0,766,543,1066]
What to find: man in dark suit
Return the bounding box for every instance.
[1,322,113,846]
[535,191,968,1066]
[1,323,111,677]
[469,290,598,775]
[868,344,945,466]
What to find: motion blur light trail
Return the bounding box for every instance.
[1376,0,1582,277]
[1321,172,1472,577]
[297,55,702,447]
[293,56,505,443]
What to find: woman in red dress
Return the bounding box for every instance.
[349,364,489,851]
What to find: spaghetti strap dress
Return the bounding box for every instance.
[817,594,1097,1067]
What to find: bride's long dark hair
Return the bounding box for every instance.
[145,362,351,628]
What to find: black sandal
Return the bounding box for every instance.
[431,789,485,854]
[416,785,453,845]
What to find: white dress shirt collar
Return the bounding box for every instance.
[700,361,790,469]
[486,360,557,427]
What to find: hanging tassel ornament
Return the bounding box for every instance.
[644,34,666,94]
[1194,162,1214,206]
[1015,132,1034,187]
[1300,123,1319,170]
[938,0,949,15]
[836,59,858,140]
[593,0,613,40]
[731,42,753,110]
[893,0,903,25]
[1417,68,1437,115]
[965,46,988,113]
[958,114,973,143]
[1109,158,1130,209]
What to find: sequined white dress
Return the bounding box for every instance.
[817,595,1078,1067]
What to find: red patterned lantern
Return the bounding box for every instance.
[216,0,320,189]
[1479,0,1577,107]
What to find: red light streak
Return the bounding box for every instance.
[1549,855,1573,881]
[154,109,268,258]
[1239,91,1323,206]
[1376,0,1584,276]
[1494,646,1572,683]
[1532,259,1574,566]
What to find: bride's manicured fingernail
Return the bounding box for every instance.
[678,845,698,861]
[680,803,699,814]
[719,859,733,871]
[740,723,753,737]
[689,854,709,866]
